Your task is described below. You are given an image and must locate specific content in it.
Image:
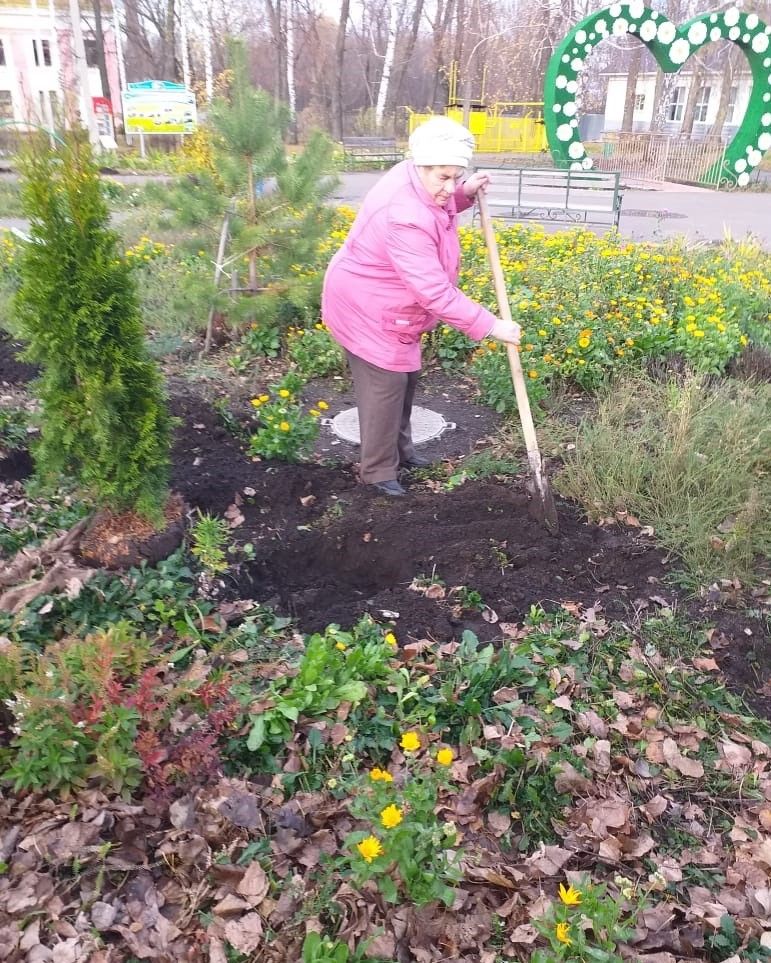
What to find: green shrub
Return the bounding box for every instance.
[286,323,345,380]
[554,373,771,584]
[14,132,171,521]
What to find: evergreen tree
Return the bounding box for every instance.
[14,132,171,522]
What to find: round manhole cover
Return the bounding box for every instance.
[329,406,454,446]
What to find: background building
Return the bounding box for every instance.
[0,0,121,133]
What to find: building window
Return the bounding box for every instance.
[727,84,739,122]
[32,38,52,67]
[0,90,12,120]
[694,85,712,123]
[84,38,99,68]
[634,92,646,111]
[0,39,6,67]
[667,85,686,122]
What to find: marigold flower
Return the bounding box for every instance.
[259,394,269,402]
[318,401,329,410]
[356,835,383,863]
[279,421,291,432]
[384,631,397,647]
[559,882,582,906]
[578,337,590,348]
[400,731,421,752]
[250,398,263,407]
[555,922,572,945]
[436,747,454,766]
[528,370,538,379]
[369,767,393,783]
[380,804,403,829]
[278,388,291,398]
[335,641,346,651]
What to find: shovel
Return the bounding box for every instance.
[477,192,559,535]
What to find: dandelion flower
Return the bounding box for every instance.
[369,767,393,783]
[318,401,329,410]
[356,836,383,863]
[380,804,403,829]
[278,388,291,398]
[250,398,263,407]
[578,337,590,349]
[400,731,421,752]
[436,747,454,766]
[384,631,397,647]
[279,421,291,432]
[528,370,538,379]
[555,922,572,945]
[259,394,269,402]
[559,883,582,906]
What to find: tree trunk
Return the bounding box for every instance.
[392,0,425,108]
[621,41,642,131]
[331,0,351,139]
[429,0,455,108]
[375,0,400,128]
[164,0,176,80]
[679,65,705,138]
[286,0,297,140]
[91,0,111,102]
[709,46,741,138]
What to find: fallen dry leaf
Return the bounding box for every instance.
[662,738,704,779]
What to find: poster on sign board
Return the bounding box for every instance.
[122,81,197,134]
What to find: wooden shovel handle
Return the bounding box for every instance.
[476,193,544,473]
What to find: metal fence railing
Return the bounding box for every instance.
[595,131,728,188]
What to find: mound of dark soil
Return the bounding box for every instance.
[0,334,37,385]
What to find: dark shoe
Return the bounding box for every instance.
[371,479,406,497]
[400,455,432,470]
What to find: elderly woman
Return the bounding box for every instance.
[322,116,520,497]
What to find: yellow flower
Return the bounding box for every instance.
[400,731,421,752]
[384,631,397,647]
[693,329,705,338]
[335,641,346,651]
[380,804,403,829]
[559,883,582,906]
[356,836,383,863]
[278,389,291,398]
[279,421,291,432]
[578,337,590,349]
[555,922,572,945]
[528,370,538,379]
[259,394,269,402]
[436,747,454,766]
[369,767,393,783]
[250,398,263,407]
[310,409,321,417]
[318,401,329,410]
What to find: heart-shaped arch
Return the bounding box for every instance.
[544,3,771,186]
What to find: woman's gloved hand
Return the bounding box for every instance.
[488,318,521,345]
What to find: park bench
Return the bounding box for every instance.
[472,167,623,229]
[342,136,403,170]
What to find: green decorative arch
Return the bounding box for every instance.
[544,4,771,186]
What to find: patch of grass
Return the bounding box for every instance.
[553,373,771,586]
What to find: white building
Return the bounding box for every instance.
[603,69,752,138]
[0,0,121,132]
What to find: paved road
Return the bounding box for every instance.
[329,172,771,246]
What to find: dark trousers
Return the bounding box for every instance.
[345,350,419,484]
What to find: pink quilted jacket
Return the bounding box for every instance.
[321,160,497,372]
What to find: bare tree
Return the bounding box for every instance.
[331,0,351,138]
[620,41,642,131]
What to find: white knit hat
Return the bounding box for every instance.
[408,116,475,168]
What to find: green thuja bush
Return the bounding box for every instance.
[14,132,171,522]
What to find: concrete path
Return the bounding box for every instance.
[329,172,771,246]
